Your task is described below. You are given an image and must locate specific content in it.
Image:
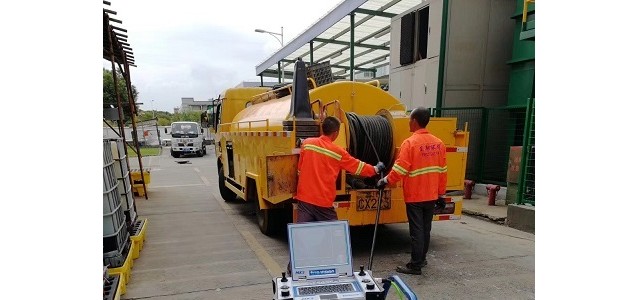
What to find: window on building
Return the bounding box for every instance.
[399,7,430,65]
[417,7,429,61]
[399,12,415,66]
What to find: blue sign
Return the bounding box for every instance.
[309,269,336,276]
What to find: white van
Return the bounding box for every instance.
[166,122,207,158]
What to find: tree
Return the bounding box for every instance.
[171,111,202,123]
[103,68,139,122]
[137,110,173,126]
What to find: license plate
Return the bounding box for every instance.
[356,190,391,211]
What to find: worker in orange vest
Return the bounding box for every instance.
[376,107,447,275]
[287,116,384,276]
[295,116,385,222]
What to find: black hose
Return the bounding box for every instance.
[345,112,393,271]
[345,112,393,175]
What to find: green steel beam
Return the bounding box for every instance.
[312,38,389,51]
[435,0,449,114]
[476,107,488,182]
[331,65,375,72]
[333,47,376,66]
[303,27,390,66]
[350,12,355,81]
[262,69,293,79]
[354,8,396,18]
[282,0,401,68]
[355,53,388,68]
[277,61,282,83]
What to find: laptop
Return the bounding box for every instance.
[286,220,377,300]
[288,220,354,281]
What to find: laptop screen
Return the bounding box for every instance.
[288,220,354,280]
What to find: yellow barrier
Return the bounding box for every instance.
[108,245,133,294]
[130,219,148,259]
[130,169,150,184]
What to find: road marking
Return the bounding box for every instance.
[152,183,205,188]
[201,176,211,186]
[240,230,282,278]
[194,167,201,173]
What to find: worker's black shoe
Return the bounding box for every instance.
[396,265,422,275]
[407,261,427,269]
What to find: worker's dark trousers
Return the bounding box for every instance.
[296,201,338,222]
[405,201,435,269]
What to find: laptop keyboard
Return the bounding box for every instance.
[298,283,355,295]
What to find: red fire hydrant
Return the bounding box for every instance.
[486,184,500,206]
[463,180,475,199]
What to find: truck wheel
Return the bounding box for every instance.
[202,146,207,155]
[197,150,204,157]
[171,150,179,158]
[218,168,236,202]
[255,199,278,236]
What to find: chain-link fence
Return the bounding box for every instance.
[434,108,484,180]
[135,119,162,147]
[432,105,528,186]
[517,98,535,205]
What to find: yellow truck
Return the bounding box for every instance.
[212,59,469,235]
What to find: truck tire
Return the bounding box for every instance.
[218,168,236,202]
[255,199,278,236]
[202,146,207,155]
[171,150,179,158]
[197,150,204,157]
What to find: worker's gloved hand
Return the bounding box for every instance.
[435,196,446,210]
[374,162,385,174]
[376,177,388,189]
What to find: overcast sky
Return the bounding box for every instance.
[105,0,344,112]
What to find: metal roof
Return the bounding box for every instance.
[103,0,136,67]
[255,0,422,79]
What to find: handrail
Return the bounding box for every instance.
[219,118,270,131]
[308,77,318,90]
[387,103,408,113]
[249,78,319,105]
[322,100,341,117]
[523,0,534,24]
[364,79,380,87]
[310,99,324,119]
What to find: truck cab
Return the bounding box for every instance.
[166,122,206,158]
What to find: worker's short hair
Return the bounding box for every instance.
[322,116,341,135]
[410,107,431,128]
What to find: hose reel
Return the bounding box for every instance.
[345,112,394,188]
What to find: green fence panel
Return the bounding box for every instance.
[481,106,527,186]
[517,98,535,205]
[431,107,484,181]
[431,105,528,186]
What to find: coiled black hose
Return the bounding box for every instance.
[345,112,393,175]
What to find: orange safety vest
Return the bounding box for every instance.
[386,129,447,203]
[295,135,376,208]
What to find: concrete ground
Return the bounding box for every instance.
[123,147,534,299]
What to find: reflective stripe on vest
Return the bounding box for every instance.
[355,161,365,175]
[392,164,409,176]
[408,166,448,177]
[303,144,342,160]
